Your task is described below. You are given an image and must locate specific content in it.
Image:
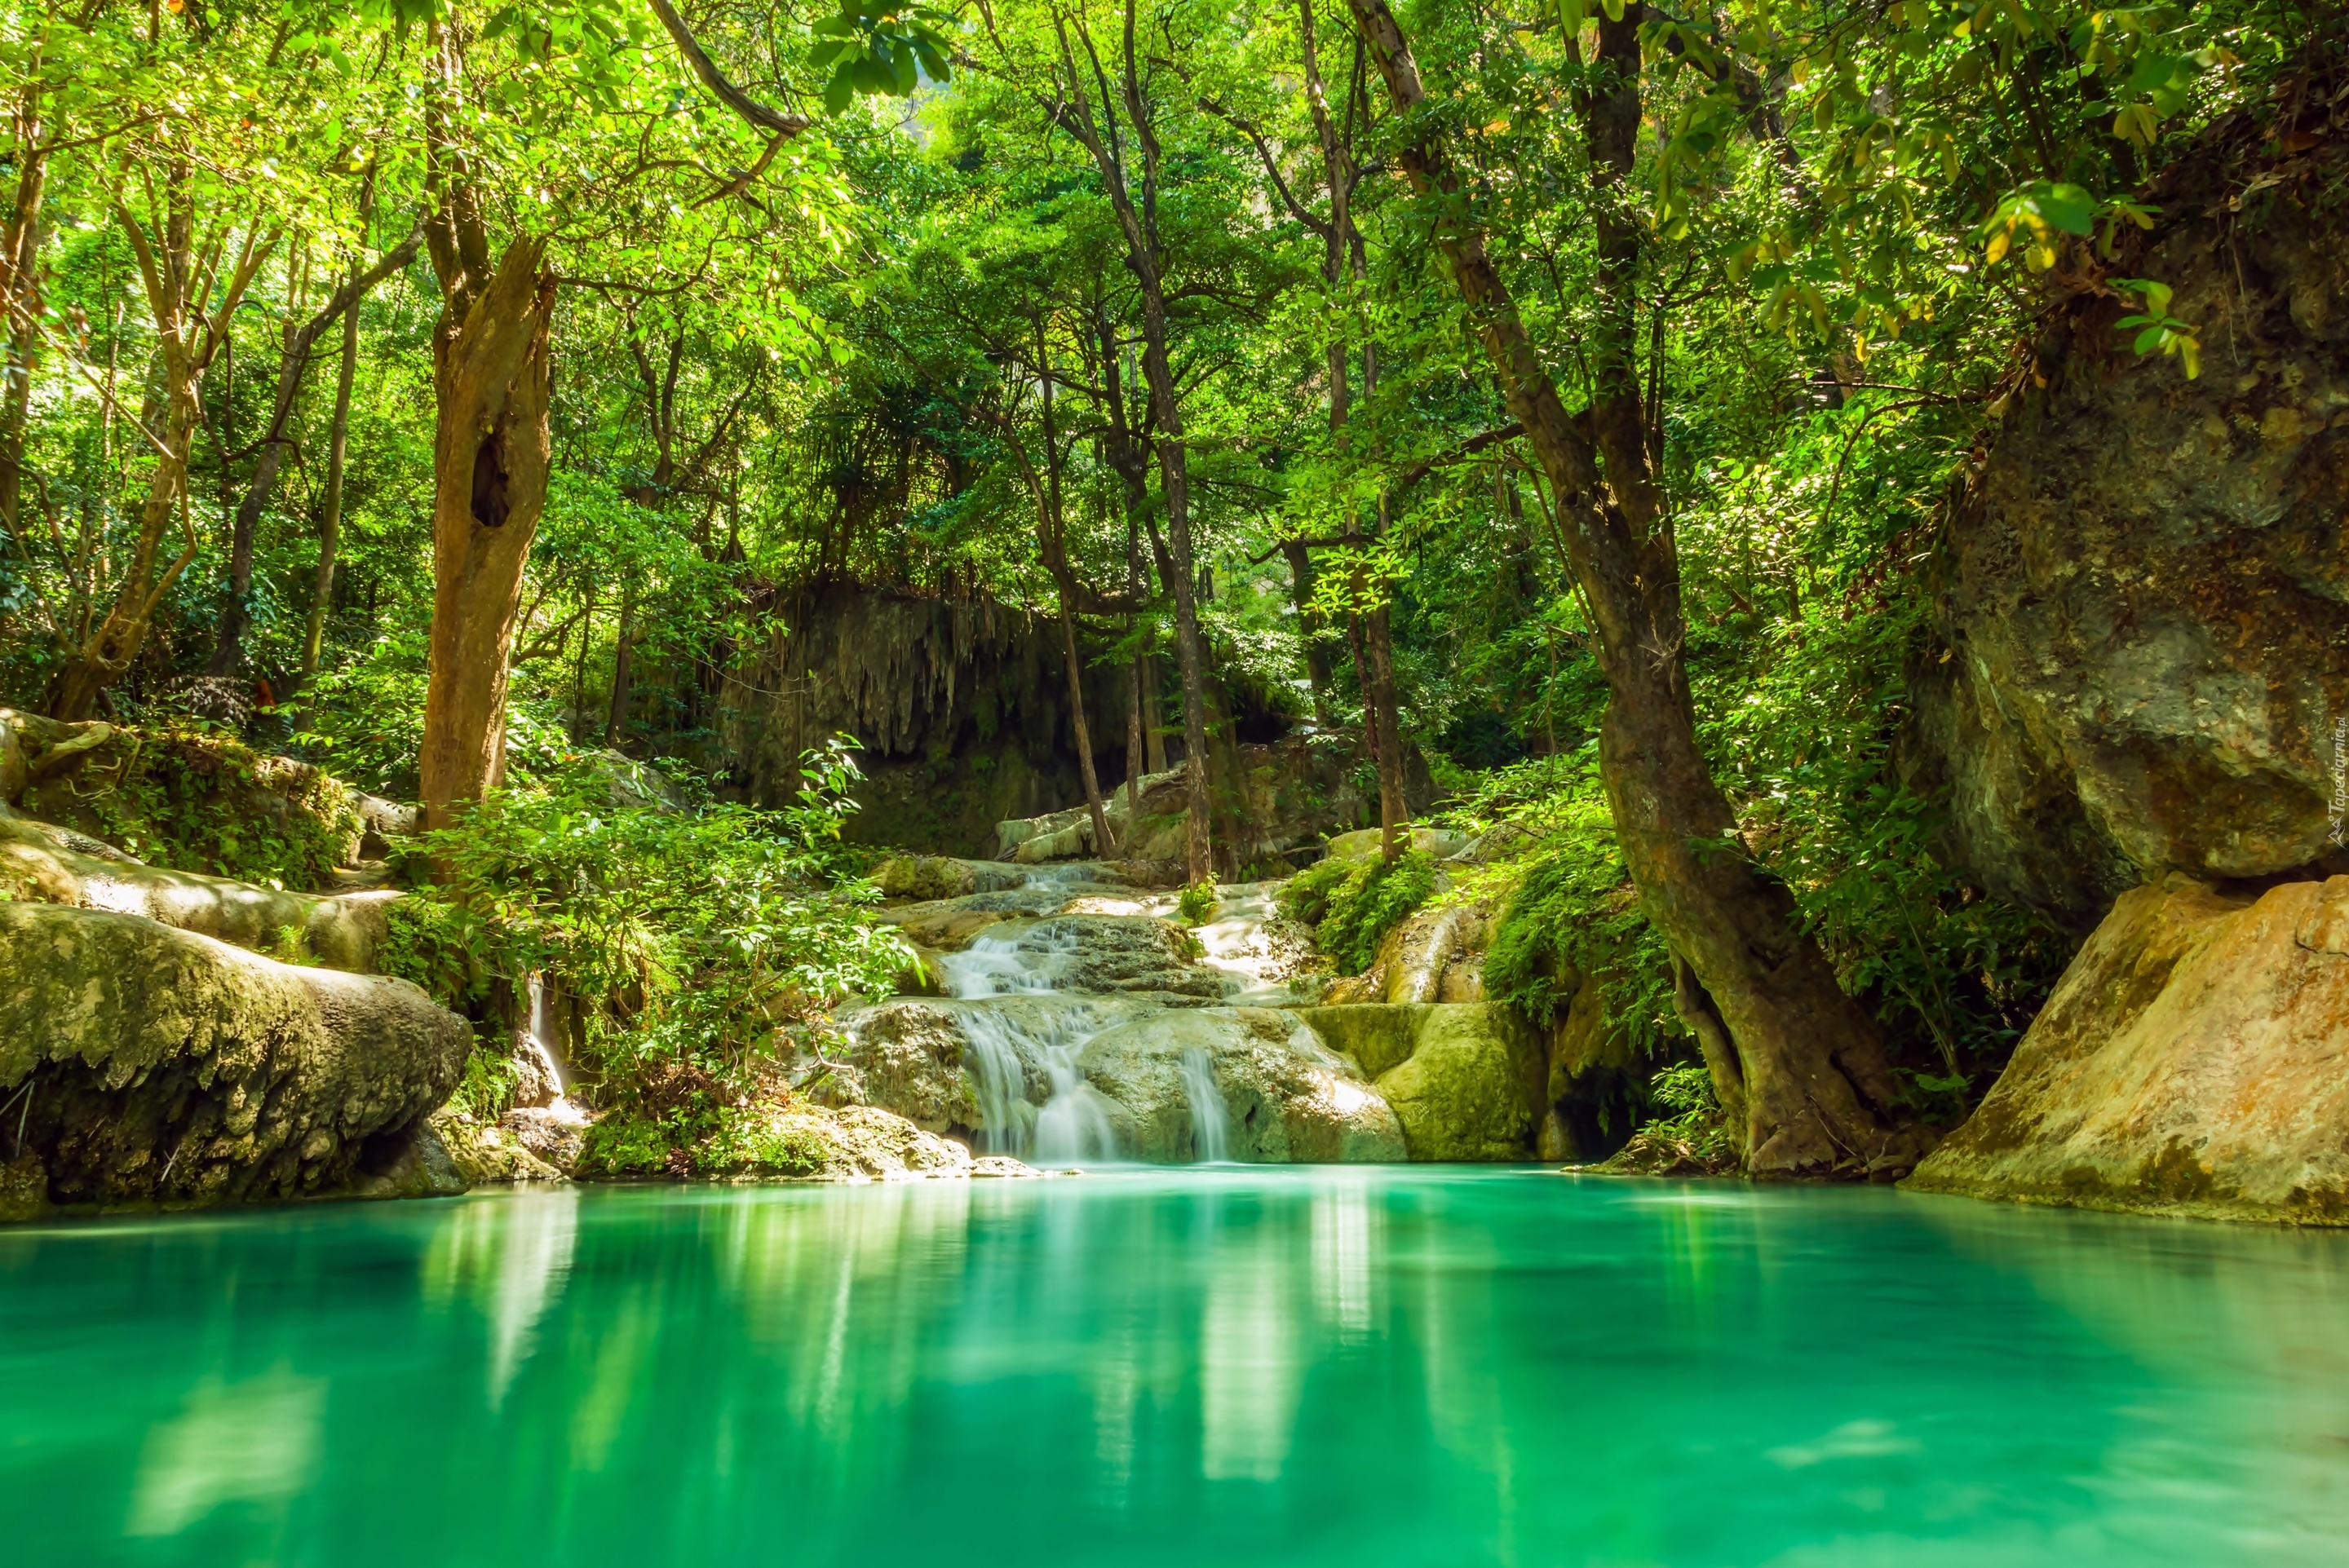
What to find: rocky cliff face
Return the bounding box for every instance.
[723,583,1139,855]
[1907,101,2349,928]
[1905,79,2349,1223]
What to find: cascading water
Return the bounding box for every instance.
[524,976,589,1125]
[1179,1047,1231,1163]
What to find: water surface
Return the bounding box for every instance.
[5,1170,2347,1566]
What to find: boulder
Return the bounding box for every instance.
[1298,1002,1547,1161]
[1323,903,1489,1005]
[1904,875,2349,1223]
[0,710,364,882]
[0,901,470,1214]
[1069,1006,1406,1162]
[812,1000,983,1133]
[0,810,395,972]
[1323,825,1466,864]
[1903,135,2349,925]
[431,1109,568,1185]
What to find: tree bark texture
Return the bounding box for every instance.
[419,234,555,828]
[1345,0,1921,1177]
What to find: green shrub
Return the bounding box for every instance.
[575,1115,681,1177]
[446,1045,521,1122]
[1281,849,1436,974]
[1175,881,1219,925]
[403,736,914,1115]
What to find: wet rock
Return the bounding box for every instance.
[1298,1002,1547,1161]
[829,996,1403,1163]
[0,901,468,1215]
[1905,875,2349,1222]
[783,1103,974,1180]
[1069,1006,1406,1162]
[971,1155,1040,1177]
[1904,154,2349,924]
[431,1109,567,1185]
[812,1000,981,1133]
[875,855,1028,903]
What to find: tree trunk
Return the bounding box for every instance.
[605,581,635,747]
[50,198,275,720]
[1048,15,1214,885]
[1142,652,1166,775]
[572,577,596,746]
[1366,602,1407,858]
[300,278,363,690]
[1058,601,1117,856]
[1281,538,1335,725]
[418,235,555,828]
[1126,647,1145,814]
[0,75,45,545]
[1346,0,1922,1177]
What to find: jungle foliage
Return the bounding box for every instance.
[0,0,2320,1153]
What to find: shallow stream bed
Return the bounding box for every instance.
[6,1171,2347,1565]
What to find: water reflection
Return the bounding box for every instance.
[8,1176,2349,1566]
[127,1366,323,1538]
[423,1185,578,1406]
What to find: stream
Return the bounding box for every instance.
[847,863,1364,1165]
[7,1173,2349,1565]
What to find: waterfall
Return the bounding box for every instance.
[937,925,1080,999]
[523,975,588,1124]
[1180,1047,1231,1163]
[954,1007,1037,1155]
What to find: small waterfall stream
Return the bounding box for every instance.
[892,863,1259,1164]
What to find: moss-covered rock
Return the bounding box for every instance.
[1369,1005,1546,1161]
[0,901,469,1216]
[1298,1002,1546,1161]
[0,710,362,890]
[1,811,396,970]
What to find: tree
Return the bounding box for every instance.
[1339,0,1925,1176]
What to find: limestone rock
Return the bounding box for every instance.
[1323,825,1465,864]
[874,855,1027,903]
[814,1000,981,1133]
[431,1109,568,1185]
[0,811,396,972]
[0,901,469,1214]
[1369,1005,1546,1162]
[780,1103,974,1179]
[1069,1006,1406,1162]
[1323,903,1488,1005]
[1903,151,2349,924]
[1904,875,2349,1223]
[829,996,1403,1163]
[1297,1002,1547,1161]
